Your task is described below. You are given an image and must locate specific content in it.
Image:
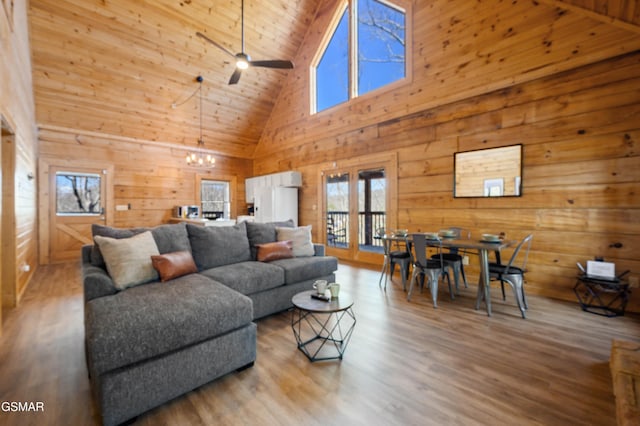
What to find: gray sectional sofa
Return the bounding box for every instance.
[81,220,338,426]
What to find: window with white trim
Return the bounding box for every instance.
[311,0,407,114]
[55,172,102,215]
[201,180,230,220]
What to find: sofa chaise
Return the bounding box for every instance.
[81,220,338,425]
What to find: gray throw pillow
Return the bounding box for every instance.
[187,222,251,270]
[246,220,295,260]
[150,223,192,254]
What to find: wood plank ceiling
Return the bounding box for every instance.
[28,0,640,161]
[28,0,321,159]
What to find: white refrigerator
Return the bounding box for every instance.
[253,186,298,226]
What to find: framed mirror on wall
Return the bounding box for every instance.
[454,144,523,198]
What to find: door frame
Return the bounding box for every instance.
[1,113,15,323]
[319,152,397,265]
[38,157,114,265]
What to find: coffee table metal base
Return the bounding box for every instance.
[291,306,356,362]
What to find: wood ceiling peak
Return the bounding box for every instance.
[29,0,321,159]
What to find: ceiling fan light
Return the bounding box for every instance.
[236,59,249,70]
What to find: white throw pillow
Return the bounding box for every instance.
[94,231,160,290]
[276,225,314,257]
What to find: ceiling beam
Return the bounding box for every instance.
[538,0,640,35]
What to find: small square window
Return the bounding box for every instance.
[56,172,102,215]
[201,180,230,220]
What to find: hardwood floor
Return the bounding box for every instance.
[1,261,638,425]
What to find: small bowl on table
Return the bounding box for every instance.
[394,229,408,237]
[481,233,501,242]
[439,229,456,238]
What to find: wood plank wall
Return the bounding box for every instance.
[0,0,38,322]
[38,127,252,230]
[253,0,640,312]
[24,0,640,316]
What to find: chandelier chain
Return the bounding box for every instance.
[186,76,215,167]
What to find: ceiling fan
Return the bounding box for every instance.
[196,0,294,85]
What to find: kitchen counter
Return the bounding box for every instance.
[169,218,237,227]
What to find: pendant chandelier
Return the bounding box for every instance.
[186,75,215,167]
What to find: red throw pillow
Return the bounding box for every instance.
[151,250,198,282]
[256,240,294,262]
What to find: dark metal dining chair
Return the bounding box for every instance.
[431,227,469,293]
[407,233,452,307]
[488,234,533,318]
[379,235,412,291]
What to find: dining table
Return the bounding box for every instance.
[435,237,516,316]
[379,233,516,316]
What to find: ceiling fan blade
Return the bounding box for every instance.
[196,32,236,58]
[249,60,294,69]
[199,0,294,85]
[229,68,243,85]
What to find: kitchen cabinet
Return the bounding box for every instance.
[245,171,301,203]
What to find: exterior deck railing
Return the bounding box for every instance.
[327,211,385,249]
